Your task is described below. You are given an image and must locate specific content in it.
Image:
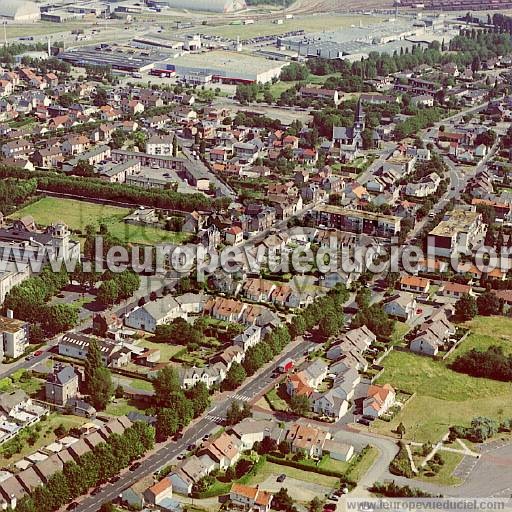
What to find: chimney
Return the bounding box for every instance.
[6,309,13,319]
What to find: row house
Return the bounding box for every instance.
[1,138,33,159]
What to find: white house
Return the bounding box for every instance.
[124,296,181,333]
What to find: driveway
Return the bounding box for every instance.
[258,475,333,503]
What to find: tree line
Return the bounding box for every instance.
[451,345,512,382]
[0,165,229,213]
[3,267,78,338]
[13,421,155,512]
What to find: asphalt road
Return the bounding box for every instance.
[72,338,313,512]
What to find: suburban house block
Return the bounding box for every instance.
[230,483,273,512]
[363,384,396,418]
[400,275,431,294]
[383,293,417,322]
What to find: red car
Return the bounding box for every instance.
[33,350,43,357]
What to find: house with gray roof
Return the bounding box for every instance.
[16,467,43,493]
[45,365,79,405]
[0,475,27,509]
[124,295,181,333]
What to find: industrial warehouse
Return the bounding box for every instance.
[0,0,40,22]
[151,0,246,12]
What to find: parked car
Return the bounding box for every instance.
[276,474,286,482]
[109,475,120,483]
[129,462,141,471]
[187,443,196,451]
[66,503,79,511]
[34,350,43,357]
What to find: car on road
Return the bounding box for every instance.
[129,462,141,471]
[109,475,121,483]
[91,486,102,496]
[66,503,79,511]
[276,474,286,482]
[33,350,43,357]
[25,355,33,361]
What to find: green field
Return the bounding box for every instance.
[10,197,191,246]
[139,339,184,362]
[447,316,512,361]
[372,341,512,443]
[183,14,385,40]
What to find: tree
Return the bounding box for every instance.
[84,339,113,410]
[43,304,79,335]
[152,367,181,408]
[72,159,94,177]
[186,382,210,417]
[155,408,179,441]
[397,422,406,439]
[223,362,247,391]
[319,312,342,338]
[88,367,113,411]
[273,487,294,511]
[97,280,119,307]
[309,497,323,512]
[289,394,311,416]
[455,293,478,321]
[477,291,502,316]
[278,440,291,456]
[226,401,251,426]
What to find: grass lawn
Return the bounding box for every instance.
[371,350,512,443]
[0,370,43,397]
[417,451,464,486]
[346,446,380,482]
[0,413,86,466]
[390,321,410,345]
[264,388,289,412]
[446,316,512,361]
[127,378,154,393]
[106,398,140,417]
[139,339,184,362]
[10,197,190,246]
[5,22,87,38]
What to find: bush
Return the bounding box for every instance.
[389,443,414,478]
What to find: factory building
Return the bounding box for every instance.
[156,0,246,13]
[164,50,286,84]
[0,0,40,22]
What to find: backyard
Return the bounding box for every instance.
[10,197,190,246]
[0,413,87,467]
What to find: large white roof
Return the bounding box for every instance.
[161,0,246,13]
[0,0,39,17]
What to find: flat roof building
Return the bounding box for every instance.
[166,50,287,84]
[0,0,40,22]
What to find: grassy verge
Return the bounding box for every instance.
[417,451,464,486]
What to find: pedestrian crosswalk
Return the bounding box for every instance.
[205,414,224,423]
[229,393,252,402]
